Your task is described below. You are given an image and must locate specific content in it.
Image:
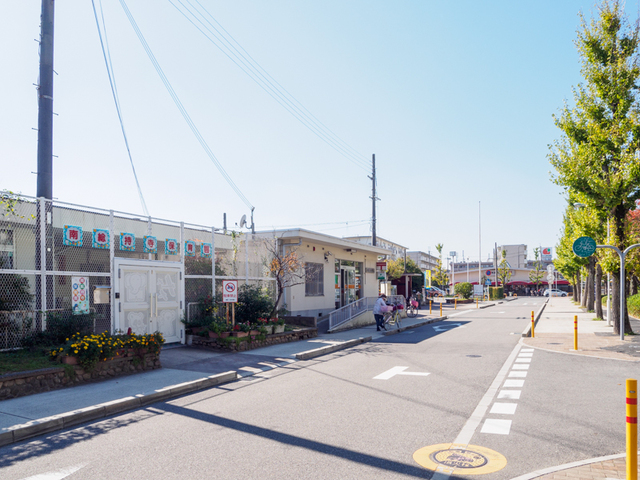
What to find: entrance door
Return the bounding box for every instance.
[340,267,356,306]
[114,259,183,344]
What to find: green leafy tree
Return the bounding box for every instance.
[529,247,544,294]
[549,1,640,334]
[497,250,513,287]
[433,244,449,292]
[454,282,473,299]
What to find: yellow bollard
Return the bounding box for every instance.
[627,378,637,480]
[574,315,578,350]
[476,297,479,308]
[531,311,535,338]
[455,298,457,310]
[430,301,432,314]
[439,302,442,317]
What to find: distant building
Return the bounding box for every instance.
[407,251,438,272]
[343,236,407,261]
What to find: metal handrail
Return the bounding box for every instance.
[328,297,377,330]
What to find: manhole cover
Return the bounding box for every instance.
[414,444,507,475]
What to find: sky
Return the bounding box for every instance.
[2,0,638,264]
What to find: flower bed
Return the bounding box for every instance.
[191,327,317,352]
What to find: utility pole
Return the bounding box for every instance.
[35,0,55,331]
[36,0,55,200]
[369,154,378,246]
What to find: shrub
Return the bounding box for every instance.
[489,287,504,300]
[23,311,94,348]
[627,294,640,318]
[454,282,473,299]
[236,284,274,323]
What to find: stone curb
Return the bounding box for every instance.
[293,337,372,360]
[521,299,549,337]
[382,316,447,335]
[0,370,237,447]
[509,451,630,480]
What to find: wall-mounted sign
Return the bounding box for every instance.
[63,225,83,247]
[143,236,157,254]
[165,238,178,255]
[92,229,109,249]
[72,276,89,314]
[119,233,135,251]
[201,243,212,258]
[185,240,196,257]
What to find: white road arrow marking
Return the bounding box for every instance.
[374,366,431,380]
[433,323,465,332]
[20,465,85,480]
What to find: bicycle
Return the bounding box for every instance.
[382,302,403,330]
[406,296,419,318]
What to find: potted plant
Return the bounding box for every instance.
[231,323,249,338]
[257,318,273,335]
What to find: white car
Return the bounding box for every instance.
[543,289,567,297]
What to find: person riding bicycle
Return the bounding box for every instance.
[373,293,388,331]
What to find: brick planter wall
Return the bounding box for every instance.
[0,353,161,400]
[191,327,317,352]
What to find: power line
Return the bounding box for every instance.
[91,0,149,217]
[168,0,372,173]
[118,0,254,211]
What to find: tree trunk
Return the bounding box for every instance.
[586,257,595,312]
[572,277,578,302]
[581,268,588,308]
[595,263,603,320]
[632,275,639,296]
[575,270,581,303]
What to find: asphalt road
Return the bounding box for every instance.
[0,298,635,479]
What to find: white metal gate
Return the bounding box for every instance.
[114,258,183,344]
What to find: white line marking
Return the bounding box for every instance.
[515,358,532,363]
[521,348,534,352]
[490,403,518,415]
[512,364,530,370]
[504,379,525,387]
[498,390,521,399]
[373,366,430,380]
[481,419,512,435]
[508,371,527,377]
[452,343,522,445]
[518,352,533,357]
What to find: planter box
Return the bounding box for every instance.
[231,331,248,338]
[273,324,285,334]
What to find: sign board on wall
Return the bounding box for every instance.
[541,247,552,261]
[72,276,89,314]
[222,280,238,303]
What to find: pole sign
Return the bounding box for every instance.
[572,236,596,257]
[222,280,238,303]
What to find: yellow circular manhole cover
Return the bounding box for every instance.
[413,443,507,475]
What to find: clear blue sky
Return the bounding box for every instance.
[2,1,637,263]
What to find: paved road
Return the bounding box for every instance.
[0,298,636,479]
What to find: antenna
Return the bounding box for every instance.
[239,214,247,229]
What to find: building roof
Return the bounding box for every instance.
[255,229,391,255]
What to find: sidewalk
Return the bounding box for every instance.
[517,296,640,479]
[1,301,487,447]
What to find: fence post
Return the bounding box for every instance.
[627,378,637,480]
[574,315,578,350]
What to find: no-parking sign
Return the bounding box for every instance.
[222,280,238,303]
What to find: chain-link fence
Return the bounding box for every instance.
[0,191,275,349]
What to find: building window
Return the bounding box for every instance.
[305,262,324,296]
[0,229,14,269]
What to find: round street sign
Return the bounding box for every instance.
[572,236,596,258]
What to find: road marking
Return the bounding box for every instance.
[490,403,517,415]
[515,357,531,363]
[504,379,525,387]
[512,363,529,370]
[374,366,431,380]
[20,465,85,480]
[508,371,527,377]
[518,352,533,357]
[433,323,465,332]
[481,419,512,435]
[498,390,521,399]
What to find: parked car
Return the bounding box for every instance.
[425,286,446,297]
[543,289,567,297]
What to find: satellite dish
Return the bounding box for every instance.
[239,214,247,229]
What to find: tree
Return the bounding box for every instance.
[497,250,513,287]
[432,244,449,291]
[386,258,423,291]
[549,1,640,334]
[529,247,544,293]
[264,237,306,318]
[454,282,473,299]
